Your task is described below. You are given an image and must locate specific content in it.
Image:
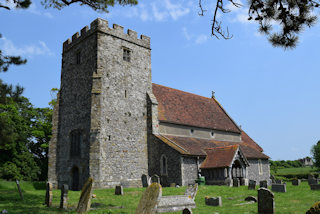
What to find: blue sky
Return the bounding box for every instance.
[1,0,320,161]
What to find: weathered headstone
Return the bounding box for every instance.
[245,196,257,202]
[115,185,123,195]
[306,201,320,214]
[225,178,232,187]
[271,183,286,192]
[259,180,268,188]
[141,174,149,187]
[292,179,301,186]
[45,182,53,207]
[308,178,318,185]
[170,183,176,187]
[205,196,222,206]
[233,178,240,187]
[275,179,282,184]
[248,180,256,190]
[135,182,162,214]
[258,188,274,214]
[240,178,249,186]
[310,184,320,190]
[76,177,93,214]
[182,208,193,214]
[15,180,24,200]
[60,184,68,209]
[150,174,160,184]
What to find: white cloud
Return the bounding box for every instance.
[195,34,208,44]
[182,27,208,45]
[163,0,190,20]
[151,3,168,21]
[0,37,54,57]
[182,27,192,40]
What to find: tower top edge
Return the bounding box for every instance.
[63,18,150,52]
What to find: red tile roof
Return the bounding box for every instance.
[241,131,263,152]
[152,84,241,133]
[200,145,240,169]
[155,134,269,159]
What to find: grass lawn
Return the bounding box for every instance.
[0,180,319,213]
[271,166,317,176]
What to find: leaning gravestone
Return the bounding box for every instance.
[76,177,93,214]
[260,180,268,188]
[248,180,256,190]
[271,183,286,193]
[136,182,162,214]
[310,184,320,190]
[292,179,301,186]
[60,184,68,209]
[233,178,240,187]
[205,196,222,206]
[141,174,149,187]
[115,185,123,195]
[45,182,53,207]
[306,201,320,214]
[258,188,274,214]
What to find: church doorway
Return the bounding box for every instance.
[72,166,80,191]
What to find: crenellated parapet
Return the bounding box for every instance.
[63,18,150,52]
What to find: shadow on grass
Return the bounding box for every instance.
[32,182,46,190]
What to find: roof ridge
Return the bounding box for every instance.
[206,145,239,150]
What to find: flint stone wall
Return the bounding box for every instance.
[247,159,270,184]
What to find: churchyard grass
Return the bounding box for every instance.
[0,179,318,213]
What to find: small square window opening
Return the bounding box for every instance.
[123,49,131,62]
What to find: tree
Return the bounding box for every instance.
[199,0,319,49]
[311,140,320,169]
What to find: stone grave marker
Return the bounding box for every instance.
[259,180,268,188]
[308,178,318,185]
[306,201,320,214]
[182,208,193,214]
[76,177,93,214]
[225,178,232,187]
[258,187,274,214]
[240,178,249,186]
[135,182,162,214]
[271,183,286,192]
[115,185,123,195]
[270,175,276,183]
[184,184,198,199]
[170,183,176,187]
[292,179,301,186]
[15,180,24,200]
[149,174,160,184]
[275,179,282,184]
[310,184,320,190]
[248,180,256,190]
[233,178,240,187]
[205,196,222,206]
[45,182,53,207]
[60,184,68,209]
[245,196,257,202]
[141,174,149,187]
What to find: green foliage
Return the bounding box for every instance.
[41,0,138,12]
[271,166,318,180]
[0,0,31,10]
[269,159,302,168]
[0,80,52,181]
[311,140,320,169]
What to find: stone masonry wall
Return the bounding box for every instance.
[247,159,270,183]
[95,19,151,188]
[181,156,199,186]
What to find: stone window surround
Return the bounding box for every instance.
[122,47,131,62]
[258,159,263,175]
[160,154,168,176]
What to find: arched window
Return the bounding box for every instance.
[258,159,263,175]
[160,154,168,176]
[70,130,82,157]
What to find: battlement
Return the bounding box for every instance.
[63,18,150,52]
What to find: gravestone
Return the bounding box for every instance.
[258,188,274,214]
[135,183,162,214]
[60,184,68,209]
[205,196,222,206]
[245,196,257,202]
[271,183,286,192]
[115,185,123,195]
[248,180,256,190]
[240,178,249,186]
[306,201,320,214]
[141,174,149,187]
[76,177,93,214]
[275,179,282,184]
[233,178,240,187]
[310,184,320,190]
[292,179,301,186]
[170,183,176,187]
[15,180,24,200]
[270,175,276,183]
[149,174,160,184]
[182,208,193,214]
[308,178,318,185]
[259,180,268,188]
[45,182,53,207]
[184,184,198,199]
[225,178,232,187]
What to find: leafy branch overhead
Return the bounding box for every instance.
[41,0,138,12]
[199,0,319,48]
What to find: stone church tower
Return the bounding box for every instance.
[48,18,151,189]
